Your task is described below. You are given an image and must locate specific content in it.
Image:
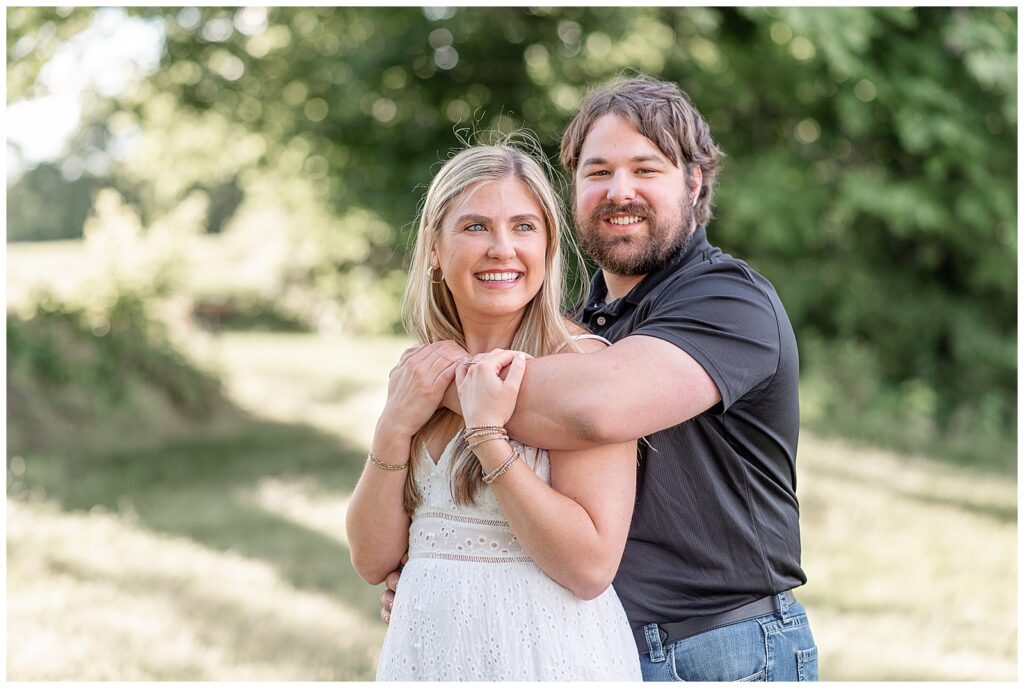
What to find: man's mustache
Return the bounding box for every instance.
[588,201,656,222]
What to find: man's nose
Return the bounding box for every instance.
[606,171,636,205]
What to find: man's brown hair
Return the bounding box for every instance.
[560,73,723,227]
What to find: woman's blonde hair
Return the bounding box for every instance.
[402,139,587,512]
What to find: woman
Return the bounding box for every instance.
[345,143,641,681]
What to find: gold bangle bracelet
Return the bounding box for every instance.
[467,435,509,450]
[368,452,408,472]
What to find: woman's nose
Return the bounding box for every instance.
[487,232,516,260]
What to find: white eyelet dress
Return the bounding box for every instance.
[375,434,641,681]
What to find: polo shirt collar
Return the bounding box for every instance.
[588,225,710,312]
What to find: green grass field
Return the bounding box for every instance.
[7,330,1016,680]
[6,240,1017,680]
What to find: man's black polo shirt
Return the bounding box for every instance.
[581,226,806,628]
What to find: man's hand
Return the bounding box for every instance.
[379,566,402,624]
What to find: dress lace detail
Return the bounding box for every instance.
[408,510,530,563]
[375,434,641,681]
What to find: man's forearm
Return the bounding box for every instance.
[506,335,721,450]
[505,354,603,451]
[445,336,719,451]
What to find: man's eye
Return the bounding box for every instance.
[637,168,658,174]
[587,170,609,177]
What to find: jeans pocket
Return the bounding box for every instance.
[796,645,819,681]
[668,619,768,682]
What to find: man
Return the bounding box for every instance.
[381,74,817,681]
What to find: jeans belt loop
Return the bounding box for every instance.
[777,590,793,621]
[642,623,667,662]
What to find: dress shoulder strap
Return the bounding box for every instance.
[553,333,613,353]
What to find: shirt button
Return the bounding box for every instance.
[596,316,607,326]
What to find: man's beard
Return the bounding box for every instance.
[576,197,696,277]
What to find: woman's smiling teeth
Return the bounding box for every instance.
[475,271,523,282]
[608,215,643,225]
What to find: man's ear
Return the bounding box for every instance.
[688,164,703,207]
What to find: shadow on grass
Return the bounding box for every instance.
[11,412,386,625]
[44,555,379,680]
[804,459,1017,525]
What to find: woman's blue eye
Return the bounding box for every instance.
[464,223,486,232]
[515,223,535,232]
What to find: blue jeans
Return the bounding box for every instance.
[638,594,818,681]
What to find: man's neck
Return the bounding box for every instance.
[602,271,646,303]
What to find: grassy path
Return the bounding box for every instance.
[7,332,1016,680]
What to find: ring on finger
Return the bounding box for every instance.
[462,357,477,367]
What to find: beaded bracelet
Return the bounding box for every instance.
[464,424,505,433]
[463,425,506,439]
[465,427,509,448]
[464,428,506,440]
[368,452,408,472]
[482,447,520,485]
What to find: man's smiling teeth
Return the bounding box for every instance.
[608,216,643,225]
[475,272,522,282]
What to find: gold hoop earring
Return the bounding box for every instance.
[428,265,444,285]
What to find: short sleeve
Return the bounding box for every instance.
[513,442,550,483]
[630,264,781,413]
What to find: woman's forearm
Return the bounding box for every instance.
[344,426,413,585]
[473,442,625,600]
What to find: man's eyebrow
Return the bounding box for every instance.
[631,155,666,164]
[580,155,668,166]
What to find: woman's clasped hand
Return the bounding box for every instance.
[455,348,532,428]
[380,341,467,436]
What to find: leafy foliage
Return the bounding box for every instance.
[6,7,1017,463]
[7,292,219,416]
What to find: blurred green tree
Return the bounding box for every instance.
[6,6,1017,463]
[6,163,99,241]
